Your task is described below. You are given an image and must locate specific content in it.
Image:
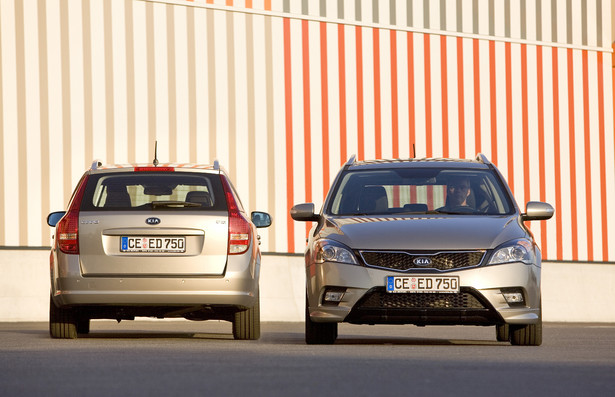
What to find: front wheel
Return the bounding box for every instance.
[305,300,337,345]
[510,321,542,346]
[49,295,77,339]
[496,324,510,342]
[232,294,261,340]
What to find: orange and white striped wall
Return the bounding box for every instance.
[0,0,613,264]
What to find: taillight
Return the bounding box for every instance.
[220,176,251,255]
[56,174,89,254]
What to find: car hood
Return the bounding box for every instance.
[319,215,526,251]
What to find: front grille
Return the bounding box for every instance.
[360,288,486,310]
[359,250,485,272]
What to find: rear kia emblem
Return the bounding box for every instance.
[146,217,161,225]
[413,257,432,266]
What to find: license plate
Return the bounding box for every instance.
[120,236,186,253]
[386,276,460,293]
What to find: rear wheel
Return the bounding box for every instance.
[232,294,261,340]
[510,321,542,346]
[496,324,510,342]
[49,296,77,339]
[305,300,337,345]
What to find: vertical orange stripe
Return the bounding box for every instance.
[226,1,233,6]
[489,41,497,165]
[552,47,563,260]
[373,28,382,159]
[283,19,295,253]
[302,20,312,238]
[582,50,594,261]
[457,37,465,158]
[521,44,530,209]
[265,1,271,11]
[245,0,252,8]
[356,27,365,160]
[424,34,432,158]
[390,30,399,158]
[598,52,609,261]
[440,36,449,158]
[320,22,330,196]
[505,43,514,193]
[338,25,347,163]
[393,185,400,207]
[473,39,481,155]
[407,32,415,157]
[566,48,579,261]
[536,46,548,259]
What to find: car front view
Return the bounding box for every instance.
[291,155,553,345]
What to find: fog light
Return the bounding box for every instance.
[501,288,525,306]
[323,288,346,306]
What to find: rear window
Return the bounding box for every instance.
[327,168,514,216]
[79,172,227,211]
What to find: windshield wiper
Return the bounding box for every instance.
[152,201,201,209]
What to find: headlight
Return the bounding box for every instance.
[313,240,358,265]
[488,239,536,265]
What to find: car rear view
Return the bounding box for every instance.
[291,155,553,346]
[47,160,271,339]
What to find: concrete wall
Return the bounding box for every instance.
[1,250,613,323]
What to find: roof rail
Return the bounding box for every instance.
[91,159,102,170]
[343,154,357,169]
[475,153,491,165]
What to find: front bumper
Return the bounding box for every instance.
[306,261,541,326]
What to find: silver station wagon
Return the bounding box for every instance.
[47,159,271,339]
[291,155,553,346]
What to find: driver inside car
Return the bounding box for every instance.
[439,177,472,212]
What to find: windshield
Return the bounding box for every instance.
[327,168,514,216]
[80,172,227,212]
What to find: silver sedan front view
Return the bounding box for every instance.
[291,155,553,346]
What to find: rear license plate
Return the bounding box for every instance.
[120,236,186,253]
[386,276,460,293]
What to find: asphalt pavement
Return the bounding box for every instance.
[1,321,614,396]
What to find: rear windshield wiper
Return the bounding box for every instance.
[152,201,201,209]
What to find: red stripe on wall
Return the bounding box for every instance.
[320,22,330,196]
[356,27,365,160]
[536,46,548,258]
[457,37,465,158]
[408,32,416,157]
[338,25,347,163]
[566,48,579,261]
[302,20,312,238]
[283,18,295,253]
[505,43,514,193]
[473,39,481,155]
[489,41,497,165]
[582,50,594,261]
[552,47,563,260]
[373,28,382,159]
[597,51,608,261]
[424,34,433,158]
[440,36,449,158]
[390,30,399,158]
[521,44,530,209]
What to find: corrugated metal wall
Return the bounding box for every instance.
[0,0,613,262]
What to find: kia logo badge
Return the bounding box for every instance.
[413,257,432,266]
[146,217,161,225]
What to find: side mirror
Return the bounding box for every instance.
[47,211,66,227]
[251,211,272,228]
[521,201,554,221]
[290,203,320,222]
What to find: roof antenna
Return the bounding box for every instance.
[412,143,416,158]
[153,141,159,167]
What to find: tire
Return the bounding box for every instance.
[510,320,542,346]
[305,300,337,345]
[496,324,510,342]
[49,295,77,339]
[232,294,261,340]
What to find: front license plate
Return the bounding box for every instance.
[386,276,460,293]
[120,236,186,253]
